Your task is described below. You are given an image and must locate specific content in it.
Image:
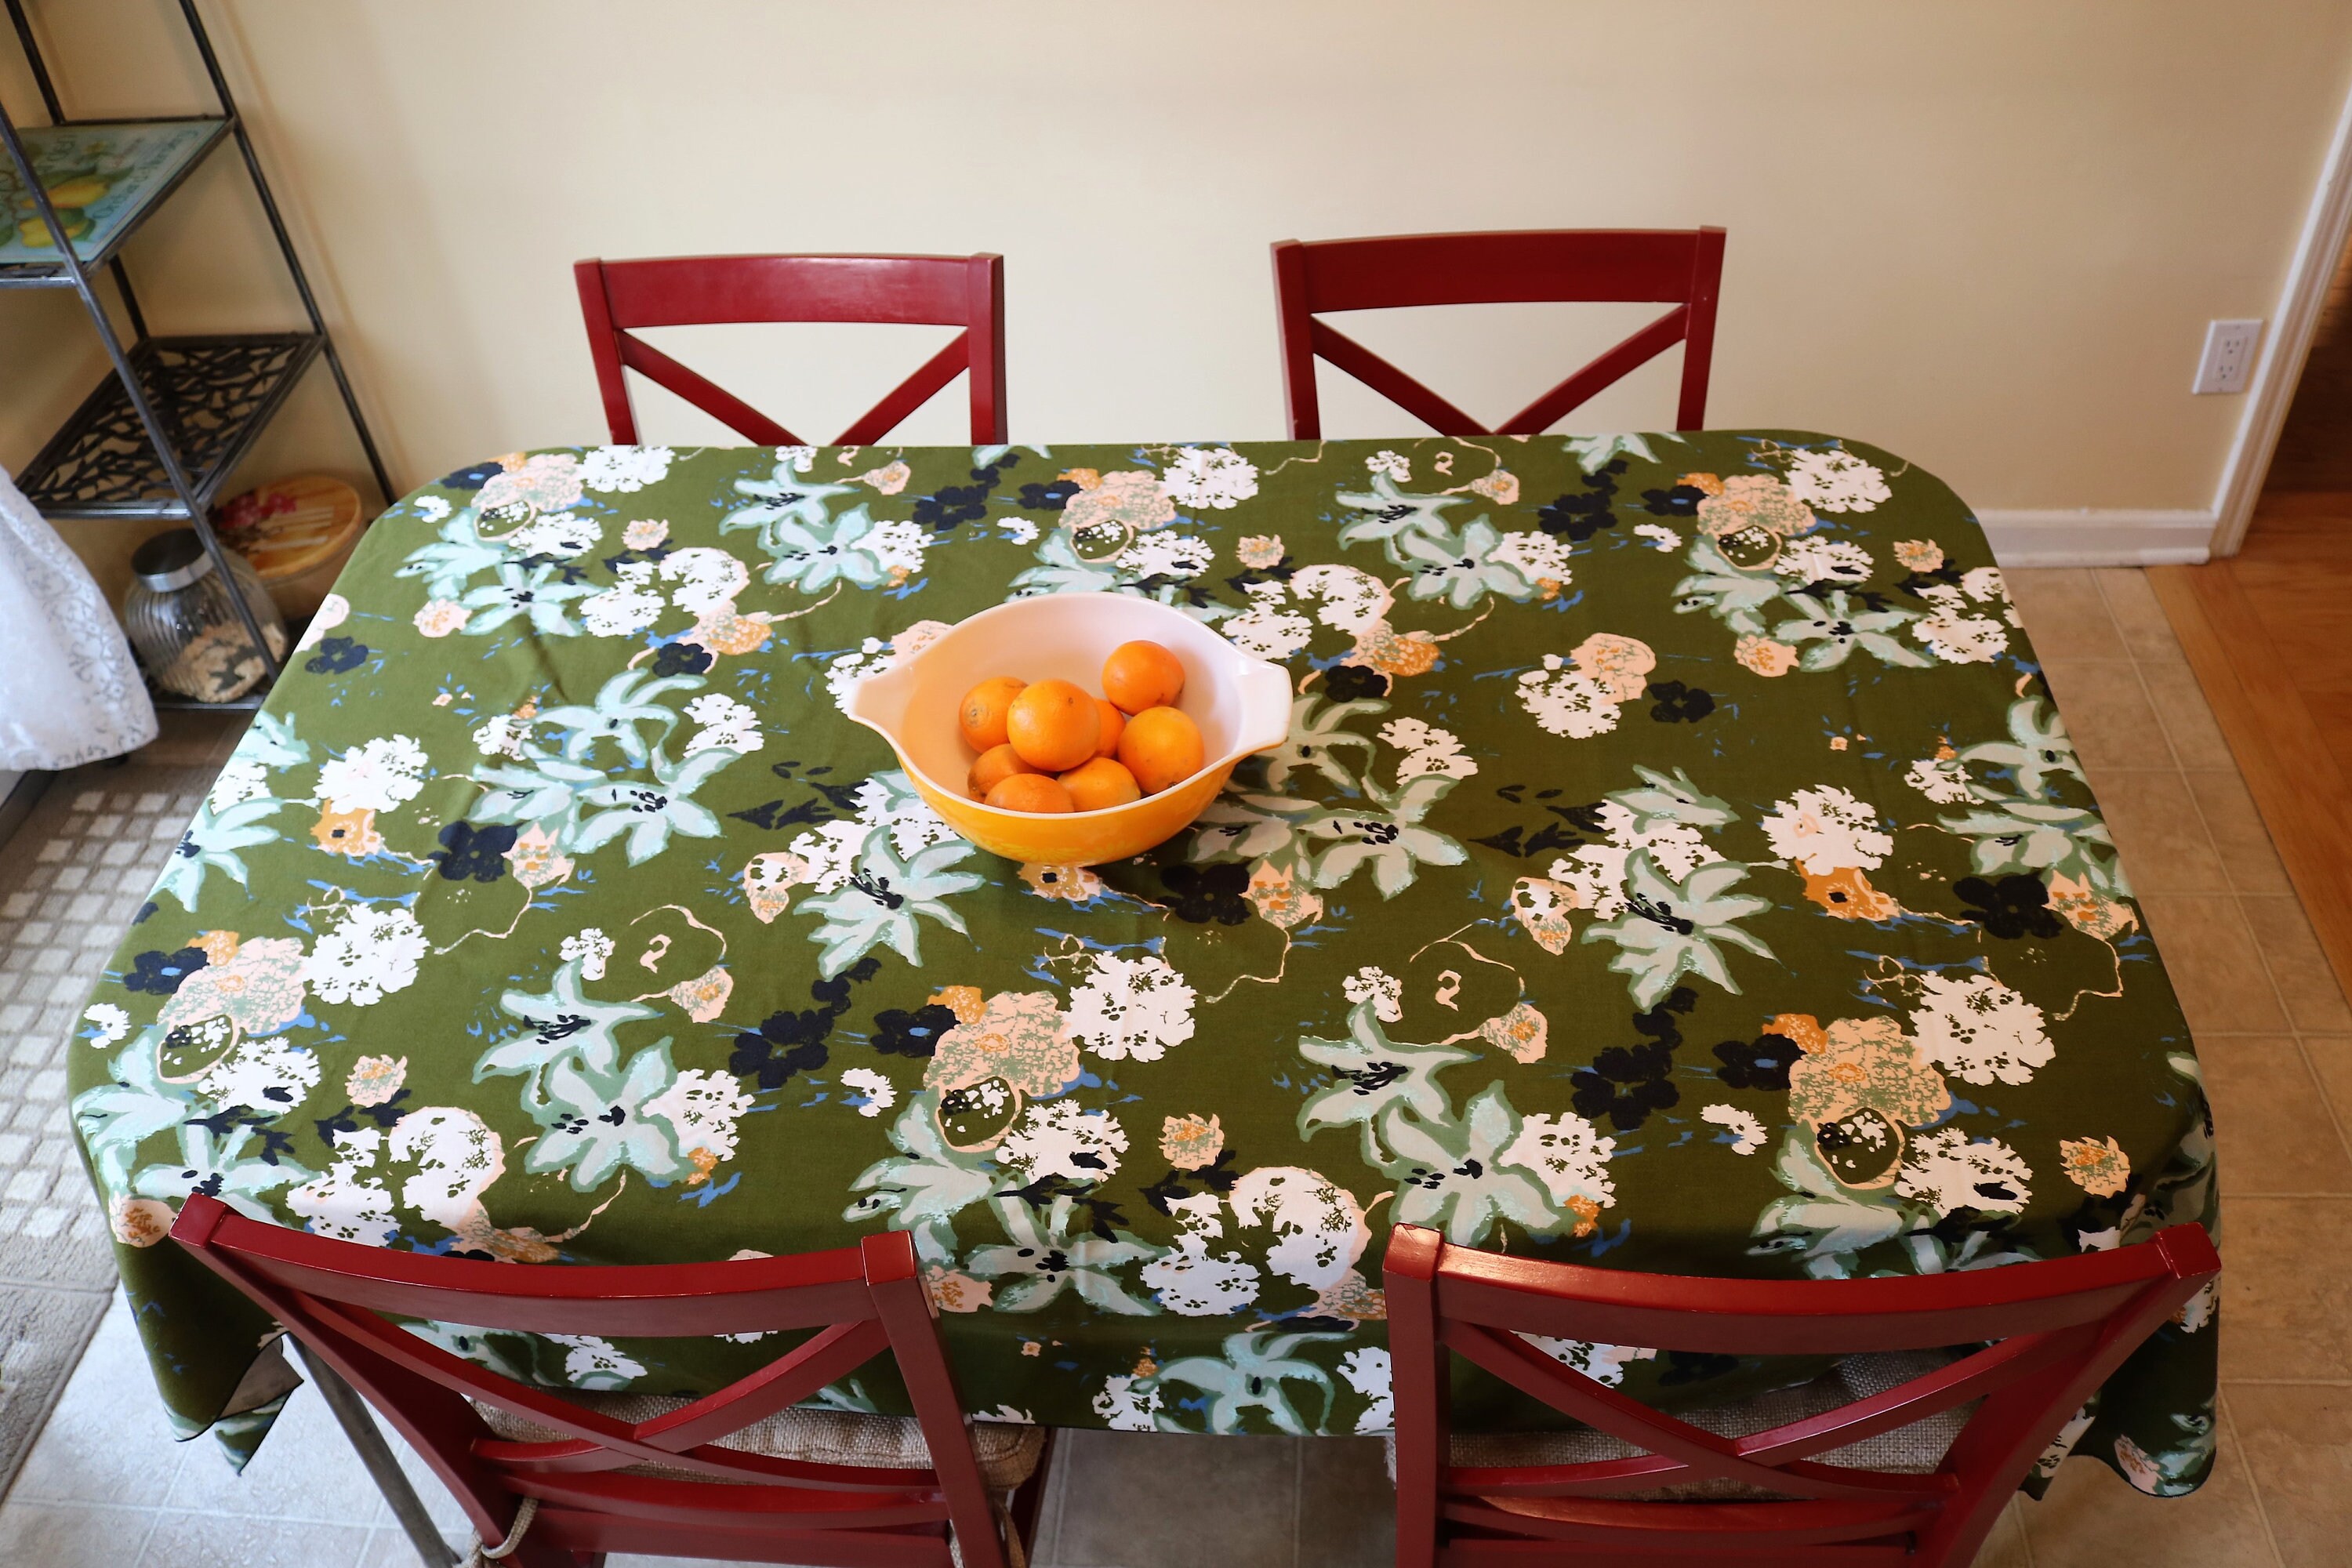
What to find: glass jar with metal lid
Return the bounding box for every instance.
[121,528,288,702]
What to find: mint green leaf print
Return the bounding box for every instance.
[1566,432,1678,470]
[1581,851,1777,1008]
[1264,693,1383,793]
[1333,471,1468,554]
[720,462,858,570]
[1750,1131,1908,1277]
[132,1122,310,1219]
[478,959,661,1082]
[1773,590,1931,670]
[572,745,735,865]
[798,829,982,978]
[73,1033,195,1196]
[1609,764,1739,835]
[458,561,596,637]
[964,1196,1161,1314]
[845,1091,1011,1263]
[1956,696,2085,799]
[539,669,703,767]
[1298,1001,1478,1167]
[1938,799,2119,891]
[1301,771,1466,897]
[1382,1082,1559,1245]
[152,795,291,911]
[395,507,510,601]
[745,501,906,593]
[523,1041,686,1190]
[1152,1329,1347,1435]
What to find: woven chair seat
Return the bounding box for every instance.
[474,1394,1045,1492]
[1388,1349,1969,1502]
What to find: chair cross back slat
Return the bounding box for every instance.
[1272,227,1726,439]
[170,1194,1021,1568]
[576,252,1007,447]
[1385,1221,2220,1568]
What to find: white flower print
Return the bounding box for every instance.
[560,927,615,981]
[1161,446,1260,510]
[1634,522,1681,552]
[293,593,348,653]
[659,546,752,612]
[547,1334,646,1389]
[1905,756,1976,804]
[1896,1127,2034,1216]
[785,820,867,895]
[839,1066,897,1118]
[1548,803,1721,921]
[774,445,817,474]
[286,1126,396,1245]
[645,1069,753,1165]
[1501,1112,1617,1214]
[1784,448,1892,514]
[1341,965,1403,1023]
[1515,659,1623,739]
[1341,1346,1393,1433]
[1000,517,1040,546]
[850,773,959,860]
[1229,1167,1370,1290]
[1759,786,1892,874]
[1223,583,1315,660]
[1138,1247,1260,1316]
[1700,1103,1766,1154]
[473,713,533,760]
[579,445,675,493]
[1116,532,1214,582]
[1066,953,1199,1062]
[206,757,268,812]
[82,1002,131,1047]
[346,1054,406,1107]
[316,735,430,815]
[1290,563,1393,633]
[197,1035,321,1112]
[304,905,427,1007]
[580,562,666,638]
[1367,449,1412,483]
[1237,534,1283,568]
[1773,537,1875,584]
[1911,973,2054,1086]
[1379,718,1475,780]
[683,692,761,756]
[413,495,451,524]
[1093,1374,1164,1431]
[1519,1337,1658,1388]
[622,518,669,550]
[501,512,601,558]
[997,1102,1129,1184]
[1489,530,1573,590]
[1915,611,2009,664]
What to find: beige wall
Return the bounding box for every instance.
[8,0,2352,597]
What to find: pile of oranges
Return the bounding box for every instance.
[959,640,1206,814]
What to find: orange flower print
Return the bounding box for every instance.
[1349,620,1440,678]
[1020,862,1106,902]
[1479,1002,1549,1063]
[688,601,774,656]
[929,985,986,1025]
[191,930,241,966]
[1802,866,1899,921]
[1771,1014,1829,1054]
[1678,472,1726,496]
[1244,862,1323,929]
[1733,634,1798,677]
[2048,873,2138,941]
[667,965,733,1023]
[1159,1113,1225,1171]
[2060,1135,2130,1197]
[311,805,383,858]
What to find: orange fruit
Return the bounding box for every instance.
[1102,641,1185,715]
[985,773,1076,814]
[958,675,1026,751]
[1092,698,1126,759]
[1058,757,1142,811]
[967,743,1040,800]
[1005,678,1101,771]
[1117,706,1205,794]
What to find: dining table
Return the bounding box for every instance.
[67,430,2220,1501]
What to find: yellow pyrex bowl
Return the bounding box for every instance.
[843,593,1294,866]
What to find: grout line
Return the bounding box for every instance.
[2218,1388,2290,1568]
[1290,1436,1304,1568]
[2223,1376,2352,1385]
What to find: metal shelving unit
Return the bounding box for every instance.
[2,0,391,710]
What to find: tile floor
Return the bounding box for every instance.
[0,568,2346,1566]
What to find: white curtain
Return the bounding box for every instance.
[0,464,156,769]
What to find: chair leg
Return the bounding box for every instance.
[1007,1428,1057,1558]
[291,1338,459,1567]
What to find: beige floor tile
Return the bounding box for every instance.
[2020,1429,2276,1567]
[2137,895,2290,1035]
[2199,1036,2352,1193]
[2216,1197,2352,1381]
[358,1527,467,1568]
[1974,1494,2036,1568]
[0,1502,160,1567]
[2096,567,2187,662]
[9,1290,194,1506]
[2138,659,2242,773]
[2097,771,2230,894]
[162,1374,399,1526]
[2038,659,2176,777]
[2225,1383,2352,1568]
[2184,770,2297,897]
[132,1511,376,1568]
[2301,1036,2352,1131]
[2241,896,2352,1034]
[2008,568,2129,660]
[1043,1428,1299,1567]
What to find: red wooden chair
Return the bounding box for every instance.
[1384,1221,2219,1567]
[574,253,1007,445]
[171,1193,1050,1568]
[1270,228,1726,438]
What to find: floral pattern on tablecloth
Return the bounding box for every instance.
[71,434,2217,1495]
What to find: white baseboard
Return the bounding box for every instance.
[1973,509,2216,568]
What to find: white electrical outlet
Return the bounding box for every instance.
[2193,318,2263,394]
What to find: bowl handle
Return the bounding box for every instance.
[1233,658,1296,754]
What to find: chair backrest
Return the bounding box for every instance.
[1384,1221,2218,1568]
[171,1193,1009,1568]
[575,252,1007,446]
[1270,227,1726,439]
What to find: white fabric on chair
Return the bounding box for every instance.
[0,466,156,769]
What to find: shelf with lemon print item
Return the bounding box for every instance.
[0,0,392,712]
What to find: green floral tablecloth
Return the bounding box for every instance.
[71,432,2218,1495]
